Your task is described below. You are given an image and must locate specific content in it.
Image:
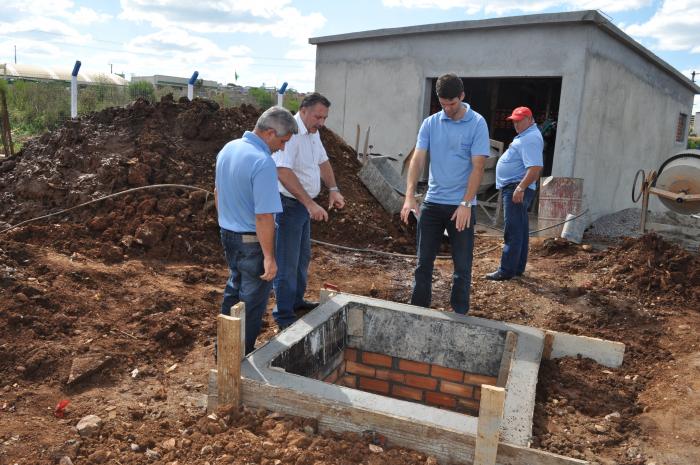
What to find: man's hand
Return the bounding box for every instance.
[400,197,418,224]
[512,188,525,204]
[260,256,277,281]
[328,191,345,210]
[451,205,472,231]
[307,201,329,222]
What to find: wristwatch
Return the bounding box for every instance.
[459,199,475,208]
[514,186,524,193]
[329,187,340,192]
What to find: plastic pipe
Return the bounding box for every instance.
[188,71,199,101]
[277,81,288,107]
[70,61,81,119]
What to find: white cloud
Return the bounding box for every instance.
[70,7,112,25]
[625,0,700,53]
[382,0,651,15]
[119,0,326,45]
[123,29,256,85]
[0,17,92,46]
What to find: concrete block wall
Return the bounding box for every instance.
[317,348,497,416]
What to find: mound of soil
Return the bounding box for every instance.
[0,98,415,263]
[590,233,700,307]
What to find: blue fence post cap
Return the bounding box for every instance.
[72,61,82,77]
[278,82,288,94]
[188,71,199,85]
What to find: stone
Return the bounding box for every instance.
[201,445,213,455]
[267,423,289,442]
[605,412,621,421]
[67,355,112,385]
[163,438,177,450]
[287,430,311,449]
[369,444,383,453]
[594,424,609,433]
[76,415,103,438]
[87,449,110,463]
[426,457,439,465]
[145,448,161,460]
[59,457,74,465]
[130,443,141,452]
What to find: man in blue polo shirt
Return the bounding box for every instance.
[486,106,543,281]
[401,73,489,315]
[215,106,298,354]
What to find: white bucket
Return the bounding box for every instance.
[561,213,585,244]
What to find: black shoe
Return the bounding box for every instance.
[295,300,319,311]
[485,271,513,281]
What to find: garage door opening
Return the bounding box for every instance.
[428,77,562,177]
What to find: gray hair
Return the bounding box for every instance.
[255,106,298,137]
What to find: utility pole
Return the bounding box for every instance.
[109,63,113,74]
[14,45,17,64]
[692,71,696,83]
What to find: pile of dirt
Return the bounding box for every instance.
[590,233,700,307]
[0,98,416,264]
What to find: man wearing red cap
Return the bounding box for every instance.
[486,106,543,281]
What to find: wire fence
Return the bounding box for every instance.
[2,77,262,138]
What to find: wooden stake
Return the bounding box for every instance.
[231,302,246,351]
[362,126,371,165]
[0,85,13,158]
[217,314,242,408]
[355,124,360,157]
[474,385,506,465]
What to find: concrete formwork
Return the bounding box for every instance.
[209,293,626,465]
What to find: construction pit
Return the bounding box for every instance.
[209,292,625,465]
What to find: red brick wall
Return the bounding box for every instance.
[320,348,498,416]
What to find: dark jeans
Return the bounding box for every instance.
[272,195,311,328]
[411,201,476,315]
[498,185,535,277]
[220,228,272,354]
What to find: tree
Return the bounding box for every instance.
[248,86,274,110]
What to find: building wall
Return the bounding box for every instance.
[315,23,590,172]
[575,31,695,217]
[314,21,696,219]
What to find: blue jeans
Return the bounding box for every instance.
[220,228,272,354]
[498,185,535,277]
[411,201,476,315]
[272,195,311,328]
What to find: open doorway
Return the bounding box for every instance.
[428,77,561,177]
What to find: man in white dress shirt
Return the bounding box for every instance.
[272,93,345,329]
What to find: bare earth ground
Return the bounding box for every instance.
[0,100,698,465]
[1,234,698,465]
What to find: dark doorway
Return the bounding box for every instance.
[428,77,561,177]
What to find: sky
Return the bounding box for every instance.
[1,0,699,112]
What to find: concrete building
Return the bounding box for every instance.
[310,10,699,217]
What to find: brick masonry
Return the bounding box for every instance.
[317,348,497,416]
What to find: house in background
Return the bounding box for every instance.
[310,10,699,218]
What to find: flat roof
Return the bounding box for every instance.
[1,63,128,86]
[309,10,699,94]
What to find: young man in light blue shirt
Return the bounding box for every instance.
[486,106,543,281]
[401,74,489,314]
[215,106,298,354]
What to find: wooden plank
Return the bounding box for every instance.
[362,126,371,164]
[474,385,506,465]
[217,314,241,408]
[231,302,246,351]
[542,332,554,360]
[207,374,587,465]
[545,330,625,368]
[496,332,518,388]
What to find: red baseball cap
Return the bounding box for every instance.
[506,106,533,121]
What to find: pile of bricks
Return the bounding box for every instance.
[320,348,497,416]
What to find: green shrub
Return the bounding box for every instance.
[128,80,155,101]
[249,86,274,110]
